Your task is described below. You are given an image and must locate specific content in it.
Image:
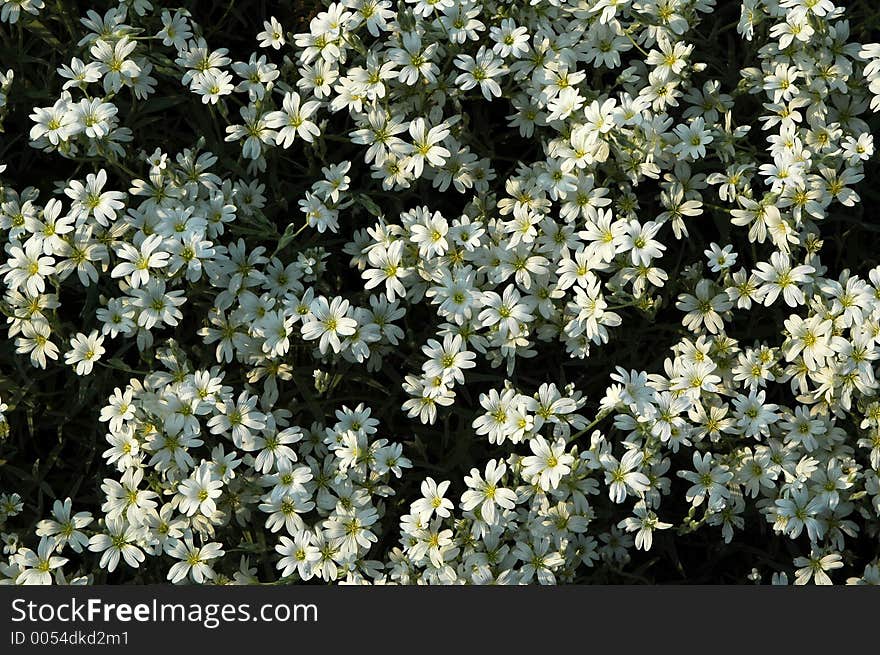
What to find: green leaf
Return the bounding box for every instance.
[356,193,383,218]
[106,358,139,374]
[275,222,301,254]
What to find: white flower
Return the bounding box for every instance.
[410,477,454,520]
[620,220,666,266]
[257,16,286,50]
[69,98,118,139]
[129,279,187,329]
[421,334,476,385]
[176,463,223,518]
[362,240,409,301]
[676,279,732,334]
[301,296,358,354]
[521,437,574,491]
[15,320,59,369]
[601,449,651,504]
[461,460,517,523]
[29,97,76,144]
[454,46,506,100]
[405,118,450,178]
[388,31,438,85]
[102,425,141,471]
[15,537,67,585]
[166,538,224,583]
[35,498,93,553]
[324,506,378,555]
[3,238,55,295]
[191,69,235,104]
[88,517,145,573]
[704,243,737,272]
[793,549,843,586]
[473,387,522,445]
[409,208,449,258]
[678,452,733,511]
[157,9,192,50]
[265,91,321,146]
[478,284,535,338]
[207,392,267,449]
[111,234,171,288]
[754,252,815,307]
[617,501,672,551]
[275,531,321,580]
[64,330,106,375]
[101,467,157,525]
[490,18,529,58]
[673,117,713,160]
[91,37,140,93]
[224,105,277,159]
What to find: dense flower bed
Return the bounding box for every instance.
[1,0,880,585]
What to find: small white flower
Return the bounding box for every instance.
[64,330,106,375]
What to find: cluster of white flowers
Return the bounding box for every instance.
[2,0,880,585]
